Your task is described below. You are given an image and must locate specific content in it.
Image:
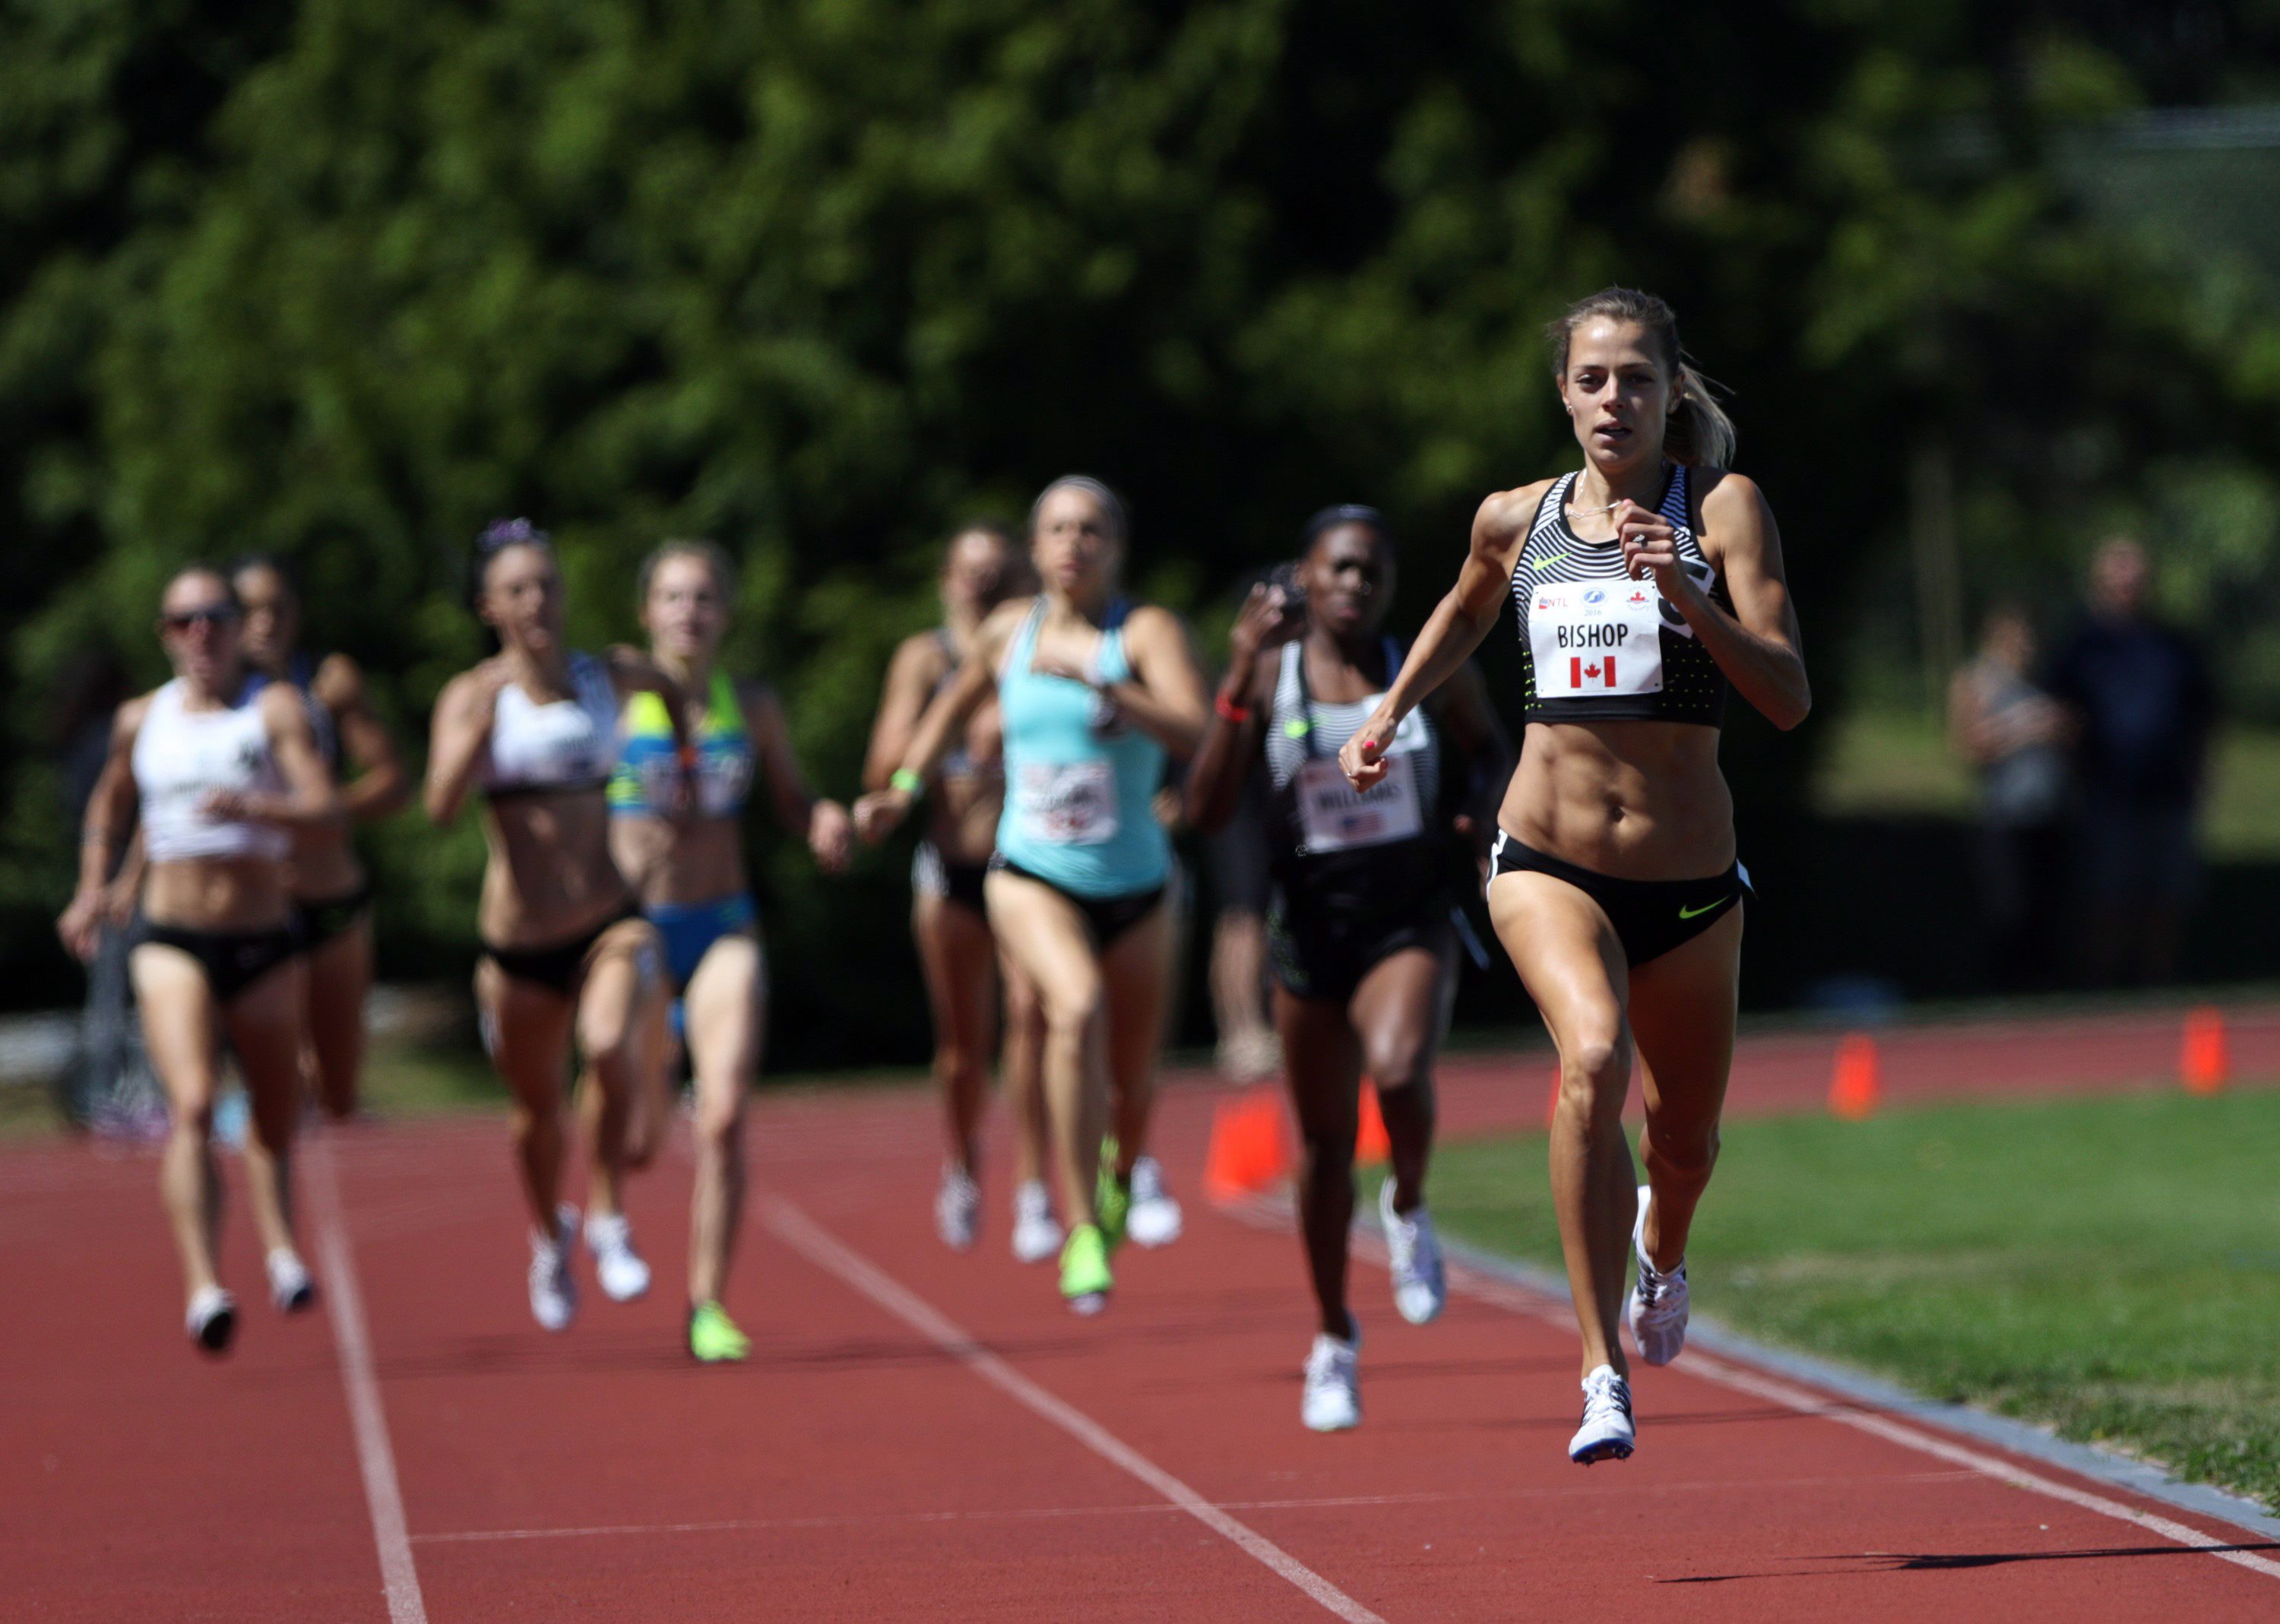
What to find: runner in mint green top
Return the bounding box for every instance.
[856,476,1213,1315]
[993,598,1170,901]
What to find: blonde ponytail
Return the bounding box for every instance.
[1667,362,1737,469]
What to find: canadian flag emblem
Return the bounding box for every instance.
[1570,657,1618,689]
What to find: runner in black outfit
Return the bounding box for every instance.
[1187,507,1509,1430]
[1338,290,1809,1464]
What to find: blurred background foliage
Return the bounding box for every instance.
[8,0,2280,1062]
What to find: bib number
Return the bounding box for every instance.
[1529,583,1665,698]
[1295,754,1422,855]
[1015,761,1119,846]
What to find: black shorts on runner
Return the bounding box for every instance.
[1487,831,1748,969]
[1267,893,1453,1005]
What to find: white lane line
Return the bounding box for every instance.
[307,1137,429,1624]
[413,1471,1976,1546]
[762,1196,1385,1624]
[1224,1195,2280,1581]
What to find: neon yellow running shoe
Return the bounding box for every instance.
[688,1300,751,1363]
[1059,1224,1113,1312]
[1095,1138,1129,1248]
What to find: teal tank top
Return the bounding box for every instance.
[607,668,755,820]
[994,600,1170,898]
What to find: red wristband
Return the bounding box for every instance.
[1214,692,1252,724]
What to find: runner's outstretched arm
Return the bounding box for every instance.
[1341,486,1544,790]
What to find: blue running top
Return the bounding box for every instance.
[993,600,1169,899]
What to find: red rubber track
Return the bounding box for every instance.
[5,1006,2278,1621]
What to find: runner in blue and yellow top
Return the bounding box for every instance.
[606,540,853,1361]
[857,477,1212,1314]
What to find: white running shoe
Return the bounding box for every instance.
[1624,1184,1689,1366]
[585,1211,651,1303]
[186,1284,238,1354]
[1300,1322,1362,1432]
[1125,1156,1183,1248]
[1569,1364,1635,1464]
[1010,1180,1063,1264]
[529,1205,578,1332]
[1379,1179,1446,1325]
[265,1248,317,1313]
[935,1163,981,1252]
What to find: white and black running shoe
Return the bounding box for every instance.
[1625,1184,1689,1366]
[585,1210,651,1303]
[1301,1323,1363,1432]
[186,1285,238,1355]
[265,1249,317,1313]
[530,1205,578,1332]
[934,1163,980,1252]
[1010,1179,1062,1264]
[1379,1179,1446,1325]
[1126,1156,1183,1248]
[1569,1364,1636,1464]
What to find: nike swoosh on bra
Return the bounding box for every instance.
[1678,897,1731,920]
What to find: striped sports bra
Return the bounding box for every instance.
[1508,464,1731,727]
[608,667,755,821]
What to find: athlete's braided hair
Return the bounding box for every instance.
[1547,288,1737,470]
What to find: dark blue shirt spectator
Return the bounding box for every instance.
[2044,552,2213,809]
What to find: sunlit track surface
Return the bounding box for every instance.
[6,1018,2280,1621]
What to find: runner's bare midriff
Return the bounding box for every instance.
[143,856,295,933]
[480,791,634,945]
[1499,720,1734,880]
[610,813,745,909]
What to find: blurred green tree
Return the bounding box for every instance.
[9,0,2280,1055]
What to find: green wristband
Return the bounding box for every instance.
[890,768,924,796]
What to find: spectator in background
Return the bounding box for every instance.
[1948,606,2072,990]
[2044,538,2216,986]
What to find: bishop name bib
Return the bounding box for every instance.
[1013,760,1118,846]
[1529,581,1664,699]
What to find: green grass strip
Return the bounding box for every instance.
[1420,1085,2280,1512]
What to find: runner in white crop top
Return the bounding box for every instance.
[476,651,622,796]
[423,520,693,1334]
[59,565,338,1356]
[132,678,293,863]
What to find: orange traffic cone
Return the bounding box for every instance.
[1203,1087,1296,1201]
[1355,1081,1391,1167]
[2181,1005,2231,1096]
[1829,1033,1881,1120]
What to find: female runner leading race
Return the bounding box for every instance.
[606,539,852,1362]
[1186,505,1509,1432]
[862,524,1056,1260]
[856,477,1211,1312]
[59,566,338,1352]
[425,520,688,1334]
[1338,290,1809,1464]
[231,556,412,1121]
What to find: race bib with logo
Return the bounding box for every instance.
[1295,754,1423,855]
[1528,581,1665,698]
[1014,761,1119,846]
